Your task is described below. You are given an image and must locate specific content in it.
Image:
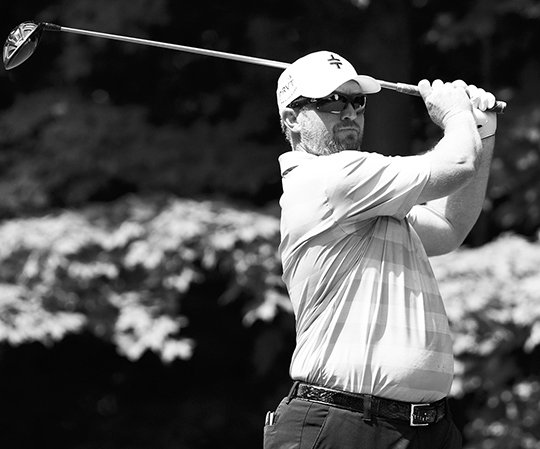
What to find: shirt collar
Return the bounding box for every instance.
[278,151,317,177]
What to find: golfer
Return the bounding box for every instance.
[264,51,497,449]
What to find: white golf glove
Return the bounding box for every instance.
[452,80,497,139]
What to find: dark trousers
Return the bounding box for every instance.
[263,397,462,449]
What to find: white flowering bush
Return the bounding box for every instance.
[432,234,540,449]
[1,194,539,449]
[0,195,289,362]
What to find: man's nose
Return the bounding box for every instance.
[340,102,357,120]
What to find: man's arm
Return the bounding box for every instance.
[410,135,495,256]
[413,80,482,205]
[408,81,498,256]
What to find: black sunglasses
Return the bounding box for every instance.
[289,92,367,114]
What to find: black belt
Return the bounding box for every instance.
[291,382,447,426]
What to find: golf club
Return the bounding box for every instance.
[3,21,506,113]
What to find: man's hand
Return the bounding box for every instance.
[418,79,474,130]
[420,79,497,139]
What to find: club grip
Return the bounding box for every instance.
[380,81,507,114]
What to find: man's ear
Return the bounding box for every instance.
[281,108,302,133]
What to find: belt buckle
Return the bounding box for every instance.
[410,403,436,426]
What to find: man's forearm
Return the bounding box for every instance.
[424,136,495,245]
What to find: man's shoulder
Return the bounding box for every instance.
[278,151,317,176]
[278,150,394,179]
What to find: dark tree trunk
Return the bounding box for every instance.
[359,0,415,156]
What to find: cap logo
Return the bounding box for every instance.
[278,74,296,99]
[327,54,343,69]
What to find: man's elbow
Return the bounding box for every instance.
[457,153,479,181]
[424,222,471,257]
[433,223,479,256]
[426,235,462,257]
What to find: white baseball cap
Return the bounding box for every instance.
[276,51,381,112]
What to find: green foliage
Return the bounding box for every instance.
[1,193,539,447]
[432,234,540,448]
[1,1,540,444]
[0,194,289,361]
[412,0,540,240]
[489,103,540,236]
[0,89,282,216]
[2,0,540,240]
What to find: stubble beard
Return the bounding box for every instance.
[301,121,363,156]
[321,125,363,155]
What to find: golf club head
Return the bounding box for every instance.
[3,21,44,70]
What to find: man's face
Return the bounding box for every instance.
[296,80,366,155]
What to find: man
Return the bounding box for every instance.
[264,51,497,449]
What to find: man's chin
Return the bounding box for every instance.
[337,136,361,151]
[335,129,361,149]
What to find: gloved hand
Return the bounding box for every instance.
[452,80,497,139]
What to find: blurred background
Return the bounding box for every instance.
[0,1,539,448]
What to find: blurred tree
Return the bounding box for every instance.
[1,0,539,241]
[0,194,293,449]
[1,0,539,242]
[432,235,540,448]
[409,0,540,244]
[1,2,540,448]
[359,0,415,156]
[0,195,289,356]
[0,195,538,448]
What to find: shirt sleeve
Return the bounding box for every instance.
[325,151,431,225]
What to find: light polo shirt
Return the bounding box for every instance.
[278,150,454,403]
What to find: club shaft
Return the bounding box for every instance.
[48,24,289,70]
[43,23,506,113]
